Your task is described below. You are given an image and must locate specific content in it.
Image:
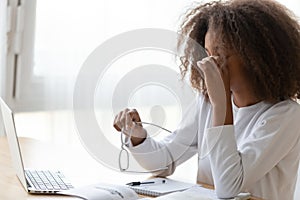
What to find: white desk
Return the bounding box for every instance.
[0,136,263,200]
[0,136,150,199]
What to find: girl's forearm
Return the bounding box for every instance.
[212,96,233,127]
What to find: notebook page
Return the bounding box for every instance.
[59,183,138,200]
[129,178,195,196]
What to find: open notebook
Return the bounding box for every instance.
[58,178,194,200]
[129,177,250,200]
[59,178,250,200]
[127,177,195,197]
[59,183,138,200]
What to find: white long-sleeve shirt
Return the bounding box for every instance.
[128,95,300,200]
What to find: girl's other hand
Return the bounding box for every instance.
[197,56,233,126]
[197,56,230,107]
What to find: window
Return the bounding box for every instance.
[5,0,195,111]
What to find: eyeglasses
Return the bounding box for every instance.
[118,121,171,173]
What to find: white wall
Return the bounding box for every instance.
[0,0,7,136]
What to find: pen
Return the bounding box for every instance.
[126,181,154,186]
[126,180,166,186]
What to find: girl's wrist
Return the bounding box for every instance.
[212,99,233,126]
[130,129,147,146]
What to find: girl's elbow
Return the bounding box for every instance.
[215,177,243,198]
[215,187,240,199]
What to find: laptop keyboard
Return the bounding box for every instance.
[25,170,74,191]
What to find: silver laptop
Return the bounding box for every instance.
[0,98,74,194]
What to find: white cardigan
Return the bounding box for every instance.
[127,95,300,200]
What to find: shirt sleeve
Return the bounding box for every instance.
[127,96,201,176]
[205,101,300,198]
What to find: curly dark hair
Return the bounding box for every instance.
[177,0,300,102]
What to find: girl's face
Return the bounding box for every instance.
[204,29,248,93]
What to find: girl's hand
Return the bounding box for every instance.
[113,108,147,146]
[197,56,233,126]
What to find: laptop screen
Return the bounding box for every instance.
[0,98,28,190]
